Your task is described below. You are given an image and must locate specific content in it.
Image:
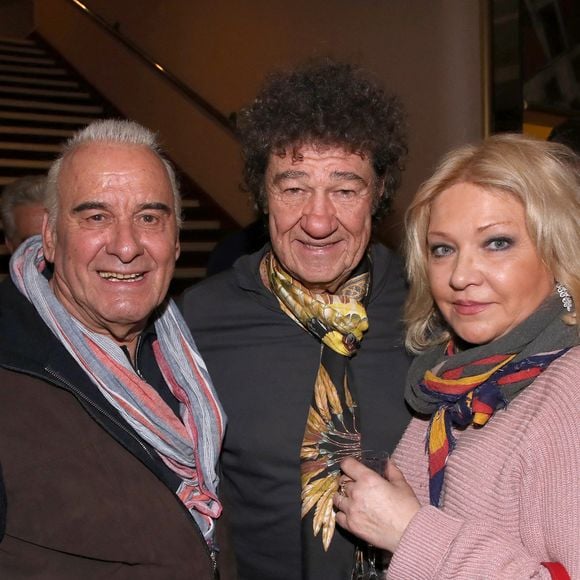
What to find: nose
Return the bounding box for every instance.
[106,220,144,263]
[300,192,338,239]
[449,250,482,290]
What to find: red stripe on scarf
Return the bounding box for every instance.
[428,443,449,476]
[441,367,463,379]
[425,376,483,394]
[497,367,541,385]
[442,353,509,377]
[86,340,185,443]
[179,335,226,436]
[471,399,494,415]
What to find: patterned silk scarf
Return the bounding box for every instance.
[10,237,226,543]
[405,294,577,507]
[264,252,370,551]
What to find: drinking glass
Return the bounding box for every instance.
[350,450,390,580]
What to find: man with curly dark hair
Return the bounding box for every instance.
[181,59,411,579]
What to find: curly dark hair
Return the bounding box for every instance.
[237,58,407,219]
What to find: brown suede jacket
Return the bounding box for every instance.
[0,279,235,579]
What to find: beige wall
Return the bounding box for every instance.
[35,0,485,247]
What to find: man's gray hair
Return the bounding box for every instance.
[46,119,181,227]
[1,175,47,241]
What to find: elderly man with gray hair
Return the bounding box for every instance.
[0,119,232,579]
[1,175,47,253]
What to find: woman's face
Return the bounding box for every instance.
[427,182,554,345]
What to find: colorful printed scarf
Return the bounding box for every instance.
[10,236,226,543]
[405,294,577,507]
[264,252,370,551]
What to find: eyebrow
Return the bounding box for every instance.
[428,221,515,236]
[72,201,172,214]
[272,170,367,185]
[477,221,513,232]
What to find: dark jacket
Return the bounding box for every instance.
[180,244,412,580]
[0,278,234,579]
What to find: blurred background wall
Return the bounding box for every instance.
[25,0,484,248]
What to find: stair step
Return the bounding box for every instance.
[0,110,100,125]
[180,220,222,231]
[0,74,80,88]
[0,36,36,46]
[0,64,69,76]
[0,158,53,169]
[0,98,104,115]
[0,142,62,153]
[0,45,45,57]
[0,53,56,66]
[181,199,201,209]
[0,125,77,138]
[180,241,217,252]
[0,85,91,99]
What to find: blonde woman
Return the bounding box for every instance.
[335,134,580,579]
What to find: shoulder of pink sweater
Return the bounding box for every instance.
[523,344,580,405]
[387,345,580,579]
[513,345,580,444]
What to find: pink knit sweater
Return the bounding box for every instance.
[388,346,580,579]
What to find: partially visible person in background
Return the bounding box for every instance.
[206,216,268,276]
[1,175,47,253]
[547,117,580,154]
[334,134,580,579]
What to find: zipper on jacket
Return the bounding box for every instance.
[44,366,155,460]
[210,548,219,580]
[42,365,218,574]
[121,335,144,379]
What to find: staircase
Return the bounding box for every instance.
[0,34,238,295]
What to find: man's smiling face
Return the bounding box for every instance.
[265,144,377,293]
[43,142,180,345]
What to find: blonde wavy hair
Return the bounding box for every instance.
[404,133,580,353]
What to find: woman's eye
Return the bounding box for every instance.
[486,237,513,251]
[430,244,453,257]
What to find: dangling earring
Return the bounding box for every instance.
[556,283,574,313]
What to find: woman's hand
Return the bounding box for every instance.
[333,457,421,553]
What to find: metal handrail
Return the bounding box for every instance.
[67,0,237,137]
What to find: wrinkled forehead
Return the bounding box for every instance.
[270,140,372,166]
[57,143,173,202]
[61,142,165,178]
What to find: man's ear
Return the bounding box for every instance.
[373,177,387,213]
[174,238,181,261]
[42,212,56,262]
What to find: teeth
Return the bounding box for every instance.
[98,271,144,281]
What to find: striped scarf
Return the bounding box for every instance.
[10,236,226,543]
[405,294,577,508]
